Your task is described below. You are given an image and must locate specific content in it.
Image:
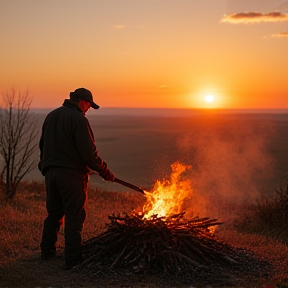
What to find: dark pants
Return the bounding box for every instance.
[40,167,88,265]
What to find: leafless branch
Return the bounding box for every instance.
[0,87,38,198]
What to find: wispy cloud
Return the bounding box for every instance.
[271,32,288,37]
[112,24,126,29]
[112,24,146,30]
[221,12,288,23]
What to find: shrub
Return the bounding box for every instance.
[234,175,288,244]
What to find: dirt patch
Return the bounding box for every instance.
[0,245,272,288]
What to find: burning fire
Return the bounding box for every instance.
[143,162,192,219]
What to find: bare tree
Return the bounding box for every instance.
[0,87,38,199]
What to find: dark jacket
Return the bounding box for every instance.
[38,99,107,175]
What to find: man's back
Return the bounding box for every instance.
[39,102,91,174]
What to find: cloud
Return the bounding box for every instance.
[271,32,288,37]
[221,11,288,23]
[112,25,126,29]
[112,25,145,30]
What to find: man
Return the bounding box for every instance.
[38,87,115,270]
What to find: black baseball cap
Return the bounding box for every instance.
[69,88,100,109]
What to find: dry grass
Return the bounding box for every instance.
[0,183,46,265]
[1,180,288,287]
[232,175,288,245]
[0,181,145,266]
[217,227,288,286]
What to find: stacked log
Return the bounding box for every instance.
[78,211,270,284]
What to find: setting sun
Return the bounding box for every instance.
[190,88,226,109]
[205,95,215,103]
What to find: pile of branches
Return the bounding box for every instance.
[81,212,222,272]
[78,211,270,285]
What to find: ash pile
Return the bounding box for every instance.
[77,212,271,286]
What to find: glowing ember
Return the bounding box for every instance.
[143,162,192,219]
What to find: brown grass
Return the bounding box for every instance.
[0,181,145,266]
[233,175,288,245]
[1,180,288,287]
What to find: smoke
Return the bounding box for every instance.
[177,115,276,220]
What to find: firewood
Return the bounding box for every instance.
[79,210,270,284]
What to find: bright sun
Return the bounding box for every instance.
[191,89,223,109]
[205,95,214,103]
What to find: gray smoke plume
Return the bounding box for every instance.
[177,115,276,221]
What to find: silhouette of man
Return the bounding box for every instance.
[38,88,114,270]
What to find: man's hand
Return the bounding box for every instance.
[100,169,115,182]
[98,161,115,181]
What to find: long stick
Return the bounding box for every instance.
[113,178,146,194]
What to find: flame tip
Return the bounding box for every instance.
[143,162,193,219]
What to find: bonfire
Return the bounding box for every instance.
[78,162,270,285]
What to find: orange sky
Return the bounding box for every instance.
[1,0,288,109]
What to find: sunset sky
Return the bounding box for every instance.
[1,0,288,109]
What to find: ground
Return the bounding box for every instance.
[0,253,265,288]
[1,231,286,288]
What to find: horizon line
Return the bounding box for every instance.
[30,107,288,116]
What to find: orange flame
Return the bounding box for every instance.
[143,162,192,219]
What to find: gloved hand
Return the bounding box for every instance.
[100,168,115,182]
